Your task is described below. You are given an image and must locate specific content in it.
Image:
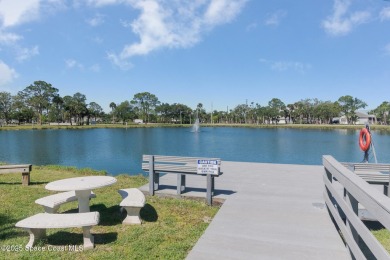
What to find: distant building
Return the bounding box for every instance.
[333,111,376,125]
[134,119,143,124]
[49,122,72,126]
[355,111,376,125]
[278,117,288,124]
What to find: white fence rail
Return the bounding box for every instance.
[323,155,390,259]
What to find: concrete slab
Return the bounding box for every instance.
[139,161,350,259]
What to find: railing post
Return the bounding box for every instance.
[346,191,359,253]
[325,168,332,183]
[324,168,333,199]
[149,155,155,196]
[22,172,30,186]
[325,168,346,220]
[177,174,181,194]
[22,166,31,186]
[177,174,186,194]
[206,173,212,206]
[211,176,215,196]
[384,166,390,197]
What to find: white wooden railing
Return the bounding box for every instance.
[323,155,390,259]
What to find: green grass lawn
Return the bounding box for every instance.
[370,227,390,253]
[0,166,219,259]
[2,165,390,259]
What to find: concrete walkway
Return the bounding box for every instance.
[139,161,350,259]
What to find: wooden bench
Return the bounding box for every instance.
[0,164,32,185]
[118,188,145,225]
[35,191,96,213]
[341,162,390,183]
[15,212,100,250]
[341,162,390,194]
[142,155,222,205]
[341,162,390,173]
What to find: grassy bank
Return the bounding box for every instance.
[1,123,390,132]
[0,123,180,131]
[201,123,390,132]
[0,166,219,259]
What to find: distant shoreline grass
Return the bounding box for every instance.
[1,123,390,132]
[0,165,219,259]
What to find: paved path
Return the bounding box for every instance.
[139,161,349,259]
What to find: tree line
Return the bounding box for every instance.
[0,80,389,126]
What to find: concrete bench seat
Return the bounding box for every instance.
[15,212,100,250]
[35,191,96,213]
[118,188,145,225]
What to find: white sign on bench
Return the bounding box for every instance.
[197,160,219,175]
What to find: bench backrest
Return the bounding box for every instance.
[0,164,32,174]
[142,155,221,175]
[341,162,390,172]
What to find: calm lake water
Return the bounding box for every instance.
[1,127,389,176]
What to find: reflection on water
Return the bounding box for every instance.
[0,127,389,176]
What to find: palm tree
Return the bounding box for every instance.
[109,102,116,123]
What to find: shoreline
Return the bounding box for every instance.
[1,123,390,132]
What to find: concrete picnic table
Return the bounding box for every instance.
[45,176,117,212]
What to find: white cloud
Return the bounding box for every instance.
[0,32,39,63]
[384,43,390,56]
[89,63,101,72]
[204,0,246,26]
[65,59,77,68]
[87,13,105,26]
[265,10,287,26]
[92,36,103,44]
[86,0,122,7]
[246,22,257,31]
[271,61,311,73]
[16,46,39,62]
[2,0,248,70]
[65,59,102,72]
[0,0,40,28]
[0,0,38,54]
[322,0,370,36]
[380,7,390,21]
[0,0,67,28]
[0,0,66,64]
[107,0,247,69]
[0,60,18,86]
[120,19,132,28]
[0,30,22,45]
[65,59,84,70]
[107,52,133,70]
[260,58,311,74]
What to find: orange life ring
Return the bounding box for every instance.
[359,128,371,152]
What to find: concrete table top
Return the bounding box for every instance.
[46,176,117,191]
[45,176,117,212]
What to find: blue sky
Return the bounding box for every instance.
[0,0,390,112]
